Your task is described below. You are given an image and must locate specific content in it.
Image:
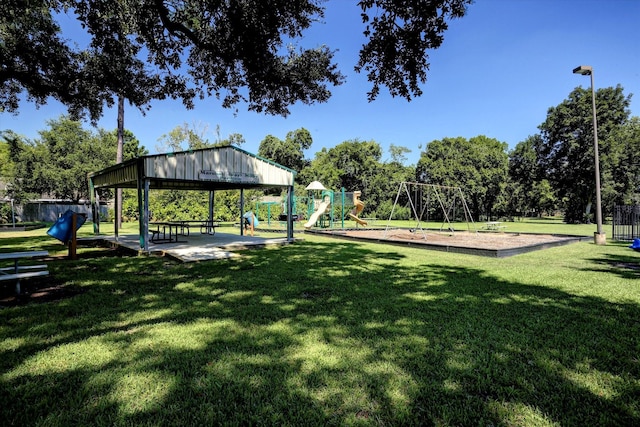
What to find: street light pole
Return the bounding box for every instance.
[573,65,606,245]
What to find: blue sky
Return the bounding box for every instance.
[1,0,639,166]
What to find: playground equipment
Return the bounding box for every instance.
[348,191,368,226]
[278,194,307,222]
[304,181,336,229]
[304,185,369,229]
[256,201,279,226]
[47,209,87,259]
[385,182,475,239]
[304,194,331,229]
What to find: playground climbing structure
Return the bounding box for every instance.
[348,191,367,226]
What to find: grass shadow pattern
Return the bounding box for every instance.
[1,236,640,425]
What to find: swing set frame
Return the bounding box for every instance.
[384,181,476,239]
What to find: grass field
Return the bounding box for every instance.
[1,219,639,426]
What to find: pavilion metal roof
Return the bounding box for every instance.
[88,145,296,190]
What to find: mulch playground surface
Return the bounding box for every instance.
[311,228,589,257]
[352,229,576,249]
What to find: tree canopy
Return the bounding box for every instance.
[1,0,473,122]
[2,116,145,203]
[502,135,556,218]
[156,122,245,152]
[605,116,640,206]
[416,136,508,219]
[536,85,632,223]
[300,139,383,195]
[258,128,312,175]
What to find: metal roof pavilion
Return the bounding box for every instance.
[88,145,296,251]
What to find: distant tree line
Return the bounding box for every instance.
[259,84,639,224]
[2,85,639,224]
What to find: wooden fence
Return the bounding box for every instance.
[2,200,108,223]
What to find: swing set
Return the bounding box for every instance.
[384,181,476,239]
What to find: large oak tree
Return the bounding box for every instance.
[1,0,472,121]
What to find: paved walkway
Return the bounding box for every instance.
[95,232,294,262]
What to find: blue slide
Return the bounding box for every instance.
[47,210,86,243]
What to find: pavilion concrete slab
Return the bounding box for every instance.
[87,232,295,262]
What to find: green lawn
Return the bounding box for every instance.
[1,221,638,426]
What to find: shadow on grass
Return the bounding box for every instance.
[0,234,62,252]
[1,240,639,425]
[582,241,640,279]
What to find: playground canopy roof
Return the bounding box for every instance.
[88,145,296,191]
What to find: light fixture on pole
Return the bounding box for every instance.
[573,65,606,245]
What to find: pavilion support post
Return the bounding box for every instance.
[240,189,245,236]
[89,176,100,235]
[209,191,215,222]
[114,186,119,240]
[341,188,346,229]
[142,179,150,252]
[94,195,101,235]
[287,186,294,242]
[136,158,149,252]
[136,180,144,249]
